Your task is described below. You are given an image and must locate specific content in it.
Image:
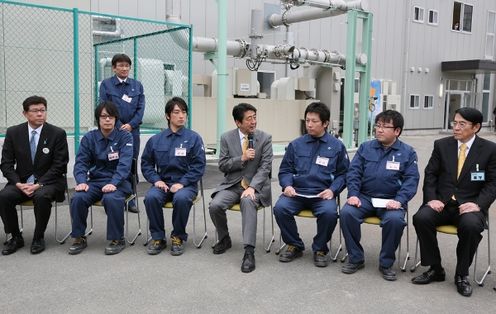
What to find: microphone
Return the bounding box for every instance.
[248,133,254,149]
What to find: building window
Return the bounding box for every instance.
[428,10,439,25]
[409,95,420,109]
[413,6,424,23]
[452,2,473,32]
[486,11,496,59]
[424,95,434,109]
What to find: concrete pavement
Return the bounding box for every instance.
[0,132,495,313]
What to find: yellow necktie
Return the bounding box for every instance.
[457,143,467,179]
[241,135,249,189]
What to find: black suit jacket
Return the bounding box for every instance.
[423,136,496,216]
[1,122,69,190]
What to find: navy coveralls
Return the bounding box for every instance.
[70,128,133,240]
[141,127,206,241]
[340,139,419,267]
[274,133,349,252]
[99,75,145,158]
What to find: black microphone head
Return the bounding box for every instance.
[248,133,254,149]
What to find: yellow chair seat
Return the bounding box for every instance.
[163,195,201,208]
[297,209,315,218]
[21,200,35,206]
[436,225,457,235]
[364,216,381,225]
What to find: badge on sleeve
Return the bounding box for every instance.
[316,156,329,167]
[121,94,132,103]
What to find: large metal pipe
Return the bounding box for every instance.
[269,0,366,27]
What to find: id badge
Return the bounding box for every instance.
[122,94,132,103]
[471,171,485,181]
[386,161,400,171]
[108,152,119,161]
[316,156,329,167]
[175,147,187,156]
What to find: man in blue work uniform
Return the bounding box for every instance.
[142,97,206,256]
[340,110,419,281]
[68,101,134,255]
[274,102,349,267]
[99,53,144,213]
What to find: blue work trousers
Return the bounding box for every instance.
[70,182,130,240]
[144,186,197,241]
[340,196,406,267]
[274,195,338,252]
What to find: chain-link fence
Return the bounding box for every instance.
[0,0,192,151]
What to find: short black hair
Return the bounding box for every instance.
[165,97,188,127]
[304,102,330,124]
[455,107,483,133]
[95,101,119,129]
[232,103,257,123]
[375,110,404,136]
[111,53,132,67]
[23,95,47,112]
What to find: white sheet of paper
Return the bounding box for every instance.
[295,193,320,199]
[371,198,394,208]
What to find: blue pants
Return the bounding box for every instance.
[340,196,406,267]
[144,185,197,241]
[274,195,338,252]
[70,181,131,240]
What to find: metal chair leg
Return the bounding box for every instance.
[125,195,141,245]
[264,205,275,253]
[54,203,71,244]
[192,187,208,248]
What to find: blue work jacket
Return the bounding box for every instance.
[141,127,206,190]
[73,128,133,187]
[99,75,145,130]
[279,133,349,195]
[346,139,420,207]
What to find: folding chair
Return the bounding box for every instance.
[339,215,410,271]
[410,217,491,286]
[18,176,71,244]
[144,179,208,248]
[223,201,275,253]
[275,195,343,261]
[85,158,142,245]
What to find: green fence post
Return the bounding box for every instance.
[187,26,193,129]
[73,8,80,154]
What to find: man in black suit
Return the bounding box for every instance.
[0,96,69,255]
[412,107,496,297]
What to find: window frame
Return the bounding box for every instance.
[424,95,434,109]
[428,9,439,26]
[452,1,473,33]
[409,94,420,109]
[413,6,425,23]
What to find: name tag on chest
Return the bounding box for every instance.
[316,156,329,167]
[175,147,187,156]
[108,152,119,161]
[471,171,485,181]
[122,94,132,103]
[386,161,400,171]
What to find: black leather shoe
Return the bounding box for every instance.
[341,261,365,274]
[313,251,331,267]
[213,235,232,255]
[279,245,303,262]
[30,238,46,254]
[2,234,24,255]
[241,250,256,273]
[411,268,446,284]
[68,237,87,255]
[127,205,139,213]
[379,265,397,281]
[455,275,472,297]
[105,239,126,255]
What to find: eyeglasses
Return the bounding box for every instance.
[374,124,396,130]
[27,109,47,113]
[99,114,115,120]
[450,121,472,129]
